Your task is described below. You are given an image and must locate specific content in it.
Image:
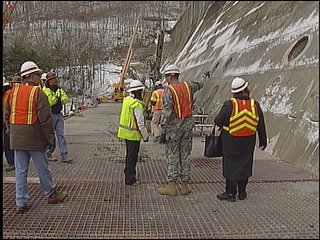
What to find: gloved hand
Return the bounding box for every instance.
[143,137,149,143]
[159,134,166,144]
[48,141,56,153]
[259,145,266,150]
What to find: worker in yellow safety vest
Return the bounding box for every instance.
[117,80,149,186]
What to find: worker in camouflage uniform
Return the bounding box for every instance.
[158,64,210,196]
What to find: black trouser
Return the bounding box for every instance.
[2,127,14,165]
[226,178,248,195]
[124,139,140,185]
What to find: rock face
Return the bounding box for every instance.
[165,1,319,174]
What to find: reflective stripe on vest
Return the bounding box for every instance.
[151,88,164,110]
[9,84,39,125]
[223,98,259,136]
[167,82,192,118]
[117,96,144,141]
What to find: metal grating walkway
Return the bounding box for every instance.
[3,103,319,239]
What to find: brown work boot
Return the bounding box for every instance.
[61,155,73,163]
[47,156,57,161]
[16,205,28,214]
[47,191,68,204]
[158,182,177,196]
[5,165,15,172]
[180,182,192,195]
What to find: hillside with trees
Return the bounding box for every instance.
[3,1,189,95]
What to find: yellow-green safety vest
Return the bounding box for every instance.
[117,96,144,141]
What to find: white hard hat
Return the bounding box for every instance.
[41,73,47,80]
[127,80,145,92]
[231,77,248,93]
[20,61,41,77]
[164,64,180,75]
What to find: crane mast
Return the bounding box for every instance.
[112,19,140,102]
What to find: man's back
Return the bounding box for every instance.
[5,84,55,150]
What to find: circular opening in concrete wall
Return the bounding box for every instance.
[288,36,309,62]
[224,57,232,68]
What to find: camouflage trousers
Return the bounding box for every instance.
[165,131,193,182]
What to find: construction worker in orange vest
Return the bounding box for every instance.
[4,61,68,214]
[215,77,267,202]
[158,64,209,196]
[2,80,15,172]
[150,80,164,142]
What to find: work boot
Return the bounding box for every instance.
[158,182,177,196]
[16,205,28,214]
[5,165,15,172]
[61,155,73,163]
[47,156,57,161]
[47,190,68,204]
[180,182,192,195]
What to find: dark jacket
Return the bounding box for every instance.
[214,96,267,180]
[4,90,55,150]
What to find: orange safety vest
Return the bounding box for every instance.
[167,82,193,118]
[2,90,11,125]
[9,83,40,125]
[150,88,164,110]
[223,98,259,137]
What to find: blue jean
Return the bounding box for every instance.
[15,150,55,207]
[2,126,14,165]
[47,113,68,157]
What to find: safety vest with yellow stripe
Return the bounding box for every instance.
[117,96,144,141]
[150,88,164,110]
[167,82,193,118]
[223,98,259,137]
[9,83,40,125]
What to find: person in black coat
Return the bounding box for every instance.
[214,77,267,202]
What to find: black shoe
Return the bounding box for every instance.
[217,192,236,202]
[238,192,247,200]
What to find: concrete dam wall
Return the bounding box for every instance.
[163,1,319,175]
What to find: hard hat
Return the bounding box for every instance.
[20,61,41,77]
[231,77,248,93]
[127,80,145,92]
[41,73,47,80]
[164,64,180,75]
[46,71,57,81]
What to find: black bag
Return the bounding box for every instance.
[204,124,222,158]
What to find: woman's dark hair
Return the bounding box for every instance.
[233,87,250,97]
[133,89,143,100]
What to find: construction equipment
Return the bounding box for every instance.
[153,20,165,82]
[3,1,18,30]
[112,19,139,102]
